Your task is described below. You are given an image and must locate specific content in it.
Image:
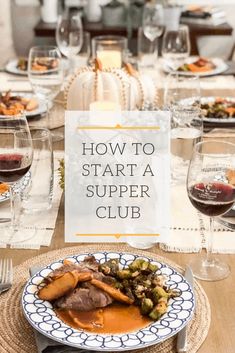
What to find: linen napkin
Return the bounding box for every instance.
[29,266,98,353]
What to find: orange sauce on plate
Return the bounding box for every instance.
[55,303,152,334]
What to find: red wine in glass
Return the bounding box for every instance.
[188,182,235,217]
[0,153,31,184]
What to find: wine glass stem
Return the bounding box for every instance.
[46,99,51,130]
[206,216,214,264]
[9,186,20,232]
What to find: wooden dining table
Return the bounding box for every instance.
[1,86,235,353]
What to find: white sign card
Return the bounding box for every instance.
[65,111,170,243]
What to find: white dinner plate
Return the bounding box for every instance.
[200,96,235,123]
[0,92,48,119]
[5,58,64,76]
[179,96,235,124]
[22,251,195,352]
[163,57,228,77]
[0,171,31,203]
[5,58,27,76]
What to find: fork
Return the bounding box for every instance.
[0,259,13,294]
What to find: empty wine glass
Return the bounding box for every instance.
[162,25,191,71]
[28,46,64,141]
[187,140,235,281]
[56,10,83,72]
[142,3,164,42]
[0,114,33,244]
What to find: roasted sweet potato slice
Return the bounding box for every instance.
[226,169,235,186]
[38,271,93,301]
[90,279,134,305]
[26,98,38,111]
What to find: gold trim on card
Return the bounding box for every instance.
[76,234,160,239]
[77,124,160,130]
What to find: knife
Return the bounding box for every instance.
[176,265,194,353]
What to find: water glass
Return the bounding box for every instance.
[138,27,158,69]
[21,128,53,213]
[142,3,164,42]
[72,31,91,68]
[162,25,191,70]
[28,46,64,141]
[164,73,202,182]
[56,11,83,60]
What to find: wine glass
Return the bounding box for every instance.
[28,46,64,141]
[187,140,235,281]
[0,114,33,244]
[162,25,191,71]
[164,73,202,183]
[142,3,164,42]
[56,10,83,72]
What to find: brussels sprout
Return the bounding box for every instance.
[141,298,154,315]
[129,259,146,272]
[152,286,169,303]
[99,259,119,276]
[117,269,132,279]
[149,298,167,320]
[148,263,158,272]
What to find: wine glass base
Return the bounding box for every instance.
[189,257,230,281]
[0,224,36,246]
[51,131,64,142]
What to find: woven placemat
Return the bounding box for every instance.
[0,244,211,353]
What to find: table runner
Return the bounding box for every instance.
[0,244,211,353]
[0,151,63,249]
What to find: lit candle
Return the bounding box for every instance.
[97,50,122,69]
[89,100,121,112]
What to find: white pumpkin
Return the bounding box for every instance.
[65,59,131,111]
[124,63,158,109]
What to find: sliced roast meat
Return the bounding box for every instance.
[55,284,113,311]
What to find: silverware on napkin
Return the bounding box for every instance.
[176,265,194,353]
[29,266,97,353]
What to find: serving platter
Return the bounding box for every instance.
[0,172,31,203]
[22,251,195,352]
[163,57,228,77]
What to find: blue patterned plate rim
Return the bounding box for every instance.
[22,251,195,352]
